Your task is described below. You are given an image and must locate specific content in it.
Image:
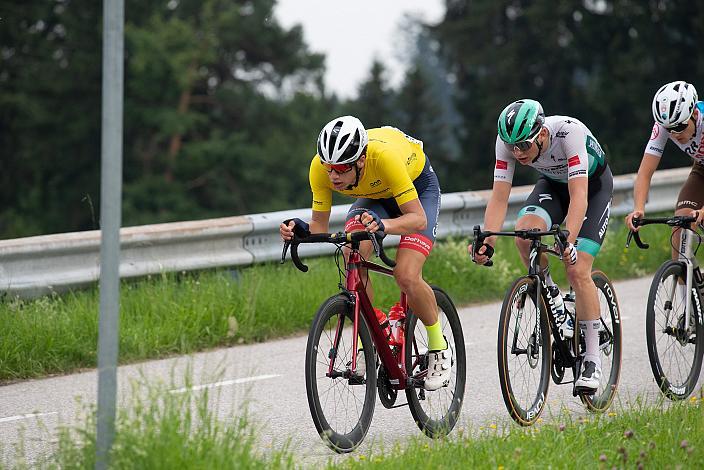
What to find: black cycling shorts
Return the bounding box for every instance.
[517,165,613,257]
[345,156,441,257]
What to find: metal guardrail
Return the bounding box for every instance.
[0,167,690,298]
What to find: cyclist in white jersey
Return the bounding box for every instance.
[625,81,704,256]
[469,99,613,392]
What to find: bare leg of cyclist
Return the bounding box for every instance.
[514,214,548,268]
[395,248,451,391]
[394,248,438,330]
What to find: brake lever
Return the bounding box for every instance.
[280,240,291,264]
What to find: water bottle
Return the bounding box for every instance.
[387,302,405,346]
[562,288,576,339]
[373,307,391,341]
[548,285,573,339]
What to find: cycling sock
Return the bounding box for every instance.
[426,320,447,350]
[580,319,601,363]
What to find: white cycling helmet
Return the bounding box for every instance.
[316,115,369,165]
[652,81,698,128]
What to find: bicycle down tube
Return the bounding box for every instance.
[342,248,413,389]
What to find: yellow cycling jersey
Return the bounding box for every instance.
[309,126,426,212]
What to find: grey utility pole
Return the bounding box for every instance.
[96,0,124,468]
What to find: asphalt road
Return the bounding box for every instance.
[1,276,703,467]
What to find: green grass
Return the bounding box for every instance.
[14,387,702,468]
[0,219,690,381]
[340,398,704,469]
[16,377,293,469]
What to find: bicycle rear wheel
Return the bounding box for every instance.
[405,286,466,438]
[497,276,551,426]
[646,261,704,400]
[304,294,376,453]
[580,270,622,412]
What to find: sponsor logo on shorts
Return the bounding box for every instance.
[399,233,433,257]
[677,200,699,208]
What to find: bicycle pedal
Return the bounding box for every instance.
[348,376,366,385]
[573,385,596,397]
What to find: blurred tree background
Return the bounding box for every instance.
[1,0,702,238]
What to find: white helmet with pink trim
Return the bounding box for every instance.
[652,81,698,128]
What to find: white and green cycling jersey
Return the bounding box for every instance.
[494,115,607,184]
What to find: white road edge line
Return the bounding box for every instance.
[169,374,282,394]
[0,412,59,424]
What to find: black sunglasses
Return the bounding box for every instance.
[511,127,542,151]
[667,120,690,134]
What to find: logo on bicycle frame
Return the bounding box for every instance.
[604,283,620,324]
[692,287,703,325]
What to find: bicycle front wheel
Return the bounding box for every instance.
[405,286,466,438]
[646,261,704,400]
[497,276,551,426]
[304,294,376,453]
[580,270,622,412]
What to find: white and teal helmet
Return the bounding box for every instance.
[497,99,545,144]
[652,81,698,128]
[316,115,369,165]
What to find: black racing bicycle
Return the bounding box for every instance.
[627,215,704,400]
[472,224,622,426]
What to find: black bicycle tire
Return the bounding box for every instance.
[304,294,377,453]
[497,276,552,426]
[405,286,466,438]
[645,261,704,400]
[580,270,622,412]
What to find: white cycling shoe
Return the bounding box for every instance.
[424,342,452,391]
[352,349,367,378]
[575,359,602,391]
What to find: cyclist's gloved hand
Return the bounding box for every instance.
[563,241,578,265]
[282,218,311,239]
[470,243,494,265]
[359,210,385,233]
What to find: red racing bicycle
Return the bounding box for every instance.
[282,230,466,453]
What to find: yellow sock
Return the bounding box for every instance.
[426,320,447,351]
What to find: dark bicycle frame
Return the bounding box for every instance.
[473,225,616,391]
[284,231,425,390]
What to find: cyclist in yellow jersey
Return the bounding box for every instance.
[280,115,451,391]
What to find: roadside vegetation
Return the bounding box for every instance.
[10,385,702,468]
[0,219,686,382]
[340,398,704,469]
